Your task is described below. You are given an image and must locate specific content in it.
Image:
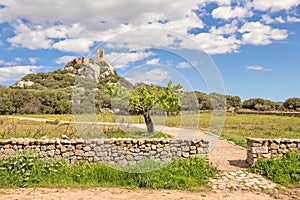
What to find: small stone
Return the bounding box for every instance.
[125,155,134,161]
[87,151,95,157]
[0,139,11,145]
[182,152,189,158]
[97,151,107,157]
[270,143,279,149]
[228,172,237,176]
[75,149,84,156]
[4,148,15,154]
[190,146,196,150]
[83,146,91,151]
[47,145,55,150]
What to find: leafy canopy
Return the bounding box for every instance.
[129,81,182,113]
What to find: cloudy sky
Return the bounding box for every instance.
[0,0,300,102]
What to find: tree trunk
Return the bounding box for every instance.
[144,113,154,133]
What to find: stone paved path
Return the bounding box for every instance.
[210,170,278,191]
[204,138,278,192]
[158,127,279,192]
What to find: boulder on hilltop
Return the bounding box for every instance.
[12,49,118,89]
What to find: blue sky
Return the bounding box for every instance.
[0,0,300,102]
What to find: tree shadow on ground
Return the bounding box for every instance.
[228,160,250,169]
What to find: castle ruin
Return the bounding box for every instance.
[96,49,104,63]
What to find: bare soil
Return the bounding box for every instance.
[0,187,277,200]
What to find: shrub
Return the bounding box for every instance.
[0,152,218,189]
[250,150,300,187]
[242,98,278,111]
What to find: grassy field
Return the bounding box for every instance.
[1,113,299,147]
[0,116,173,139]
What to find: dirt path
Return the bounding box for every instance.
[0,187,276,200]
[208,139,249,171]
[159,126,249,171]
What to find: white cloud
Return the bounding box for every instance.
[274,16,286,23]
[246,65,272,72]
[210,21,238,35]
[55,55,77,64]
[52,38,94,53]
[14,57,22,62]
[105,51,154,69]
[29,57,39,64]
[212,6,252,20]
[287,16,300,22]
[189,31,241,54]
[0,0,294,55]
[199,0,231,6]
[262,15,286,24]
[126,68,171,84]
[0,59,17,66]
[0,0,200,26]
[176,62,192,69]
[146,58,160,65]
[7,21,54,49]
[239,22,288,45]
[0,65,43,82]
[2,1,204,53]
[251,0,300,12]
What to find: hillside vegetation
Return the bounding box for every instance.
[0,55,299,115]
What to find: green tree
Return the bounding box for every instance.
[195,91,211,110]
[129,81,182,133]
[0,86,15,114]
[209,93,227,110]
[0,94,15,114]
[283,97,300,111]
[226,95,242,109]
[242,98,277,111]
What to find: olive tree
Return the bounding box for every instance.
[129,81,182,133]
[283,97,300,111]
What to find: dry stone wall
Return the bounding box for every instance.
[0,138,209,165]
[246,138,300,165]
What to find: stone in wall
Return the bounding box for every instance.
[246,138,300,165]
[0,138,209,166]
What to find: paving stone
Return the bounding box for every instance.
[209,170,277,192]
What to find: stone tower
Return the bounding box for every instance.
[96,49,104,63]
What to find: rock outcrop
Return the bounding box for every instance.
[12,49,117,88]
[63,49,115,82]
[12,80,34,88]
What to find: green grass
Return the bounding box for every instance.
[0,152,218,189]
[221,114,300,148]
[0,117,172,139]
[102,129,172,139]
[0,117,78,139]
[250,150,300,187]
[1,113,300,148]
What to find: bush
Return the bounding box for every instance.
[242,98,278,111]
[0,152,218,189]
[250,150,300,187]
[283,97,300,111]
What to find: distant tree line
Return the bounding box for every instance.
[1,83,299,115]
[0,68,299,114]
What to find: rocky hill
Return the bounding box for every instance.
[0,49,131,114]
[12,49,123,90]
